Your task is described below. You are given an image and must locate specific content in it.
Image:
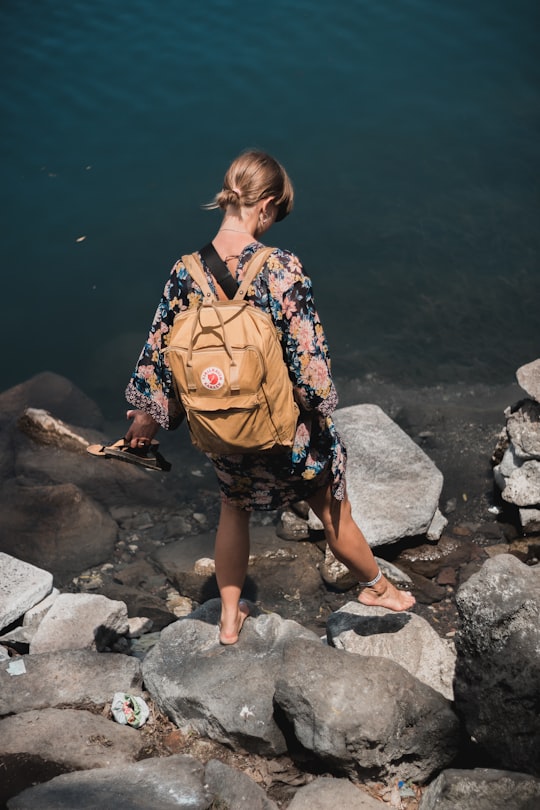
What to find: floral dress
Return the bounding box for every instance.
[125,241,347,510]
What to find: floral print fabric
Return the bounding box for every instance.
[125,241,347,510]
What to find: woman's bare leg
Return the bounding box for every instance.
[214,501,251,644]
[307,485,415,611]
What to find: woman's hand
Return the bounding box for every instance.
[125,410,160,449]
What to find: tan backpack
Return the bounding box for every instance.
[163,247,300,455]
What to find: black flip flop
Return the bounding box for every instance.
[86,438,171,472]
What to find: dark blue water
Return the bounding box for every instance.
[1,0,539,417]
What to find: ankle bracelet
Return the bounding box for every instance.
[358,569,382,588]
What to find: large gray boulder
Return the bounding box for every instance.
[326,602,456,700]
[7,754,213,810]
[418,768,540,810]
[333,404,444,546]
[142,599,320,755]
[454,554,540,776]
[274,637,460,784]
[0,650,143,716]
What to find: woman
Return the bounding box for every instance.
[125,149,415,644]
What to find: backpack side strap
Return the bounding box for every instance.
[235,247,276,300]
[181,253,216,302]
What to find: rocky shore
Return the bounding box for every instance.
[1,366,539,808]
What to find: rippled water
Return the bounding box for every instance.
[1,0,538,416]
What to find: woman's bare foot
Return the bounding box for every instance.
[358,576,416,612]
[219,600,250,645]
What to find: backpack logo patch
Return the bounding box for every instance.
[201,366,225,390]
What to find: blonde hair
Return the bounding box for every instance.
[205,150,294,222]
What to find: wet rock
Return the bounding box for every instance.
[327,602,456,700]
[333,404,444,547]
[30,593,129,654]
[274,637,461,784]
[417,767,540,810]
[152,526,326,624]
[0,554,53,632]
[0,480,117,583]
[0,649,143,716]
[454,554,540,777]
[276,509,310,541]
[7,754,212,810]
[397,534,477,580]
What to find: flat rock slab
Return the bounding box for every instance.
[327,601,456,700]
[0,707,147,803]
[7,754,212,810]
[0,553,53,632]
[333,404,443,546]
[0,650,143,716]
[418,767,540,810]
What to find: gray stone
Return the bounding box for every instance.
[30,593,129,654]
[7,754,212,810]
[142,599,320,755]
[519,507,540,533]
[327,602,456,700]
[516,359,540,403]
[204,759,279,809]
[507,399,540,459]
[501,460,540,506]
[0,650,143,716]
[426,507,448,541]
[0,707,146,772]
[454,554,540,776]
[274,638,460,784]
[0,553,53,632]
[418,768,540,810]
[333,404,443,546]
[287,776,381,809]
[0,480,117,583]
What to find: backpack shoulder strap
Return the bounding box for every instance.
[235,247,276,300]
[199,242,239,299]
[181,253,215,303]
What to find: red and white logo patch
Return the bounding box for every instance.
[201,366,225,390]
